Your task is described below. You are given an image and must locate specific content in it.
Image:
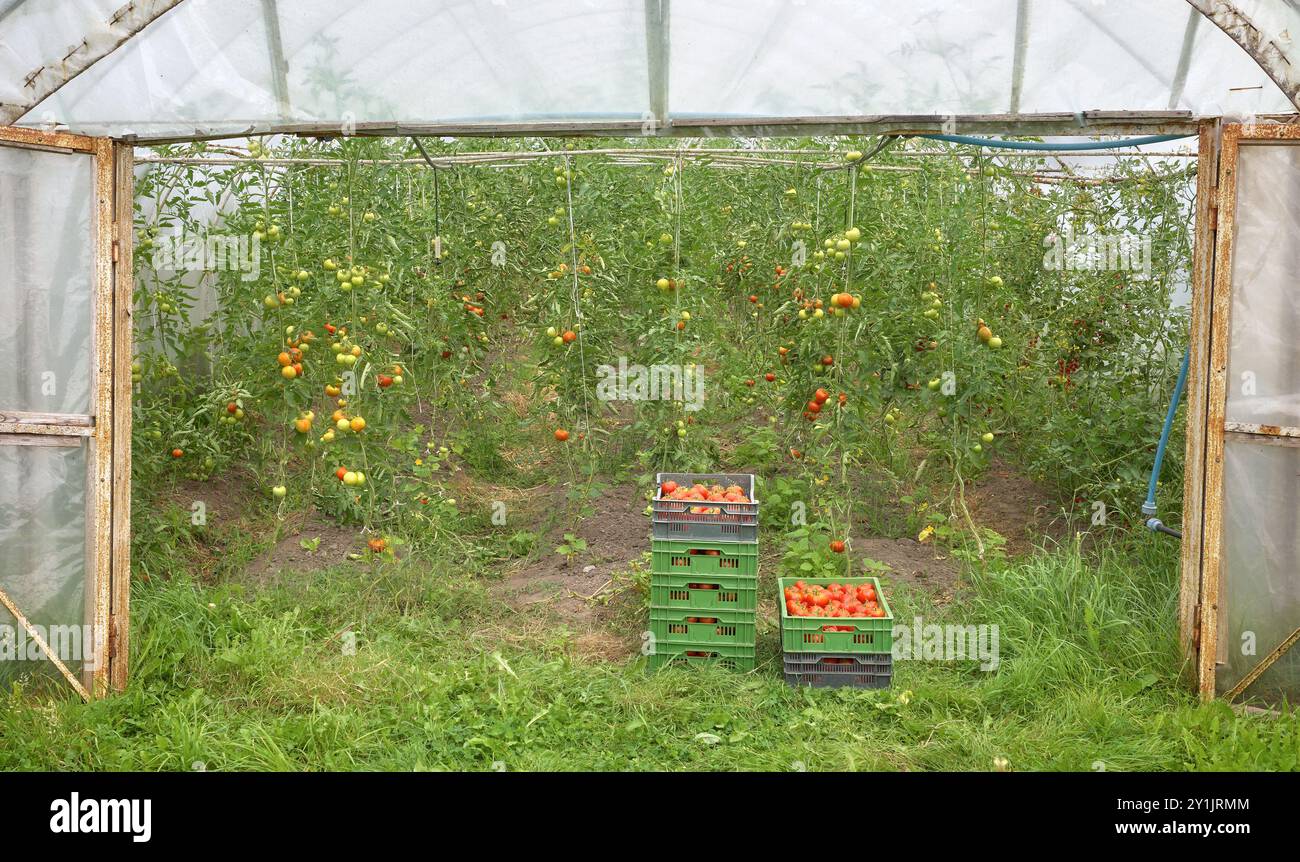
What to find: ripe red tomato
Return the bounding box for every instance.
[814,388,829,404]
[830,540,845,553]
[764,372,775,382]
[554,428,570,442]
[661,480,678,495]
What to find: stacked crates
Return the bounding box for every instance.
[648,473,758,671]
[777,576,894,688]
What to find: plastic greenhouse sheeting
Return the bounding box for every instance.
[1,0,1297,140]
[1219,442,1300,702]
[1217,139,1300,704]
[0,145,94,415]
[1226,144,1300,431]
[0,442,90,682]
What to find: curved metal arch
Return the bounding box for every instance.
[1186,0,1300,110]
[0,0,188,125]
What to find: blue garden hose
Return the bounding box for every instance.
[914,133,1193,151]
[1143,347,1190,538]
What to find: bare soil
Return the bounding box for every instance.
[853,535,962,604]
[966,456,1068,554]
[486,481,648,661]
[244,509,368,586]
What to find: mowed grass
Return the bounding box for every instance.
[2,535,1297,772]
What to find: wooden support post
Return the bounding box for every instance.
[110,141,134,692]
[1179,119,1217,678]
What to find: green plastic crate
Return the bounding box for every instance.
[650,571,758,610]
[650,606,756,647]
[648,641,756,672]
[651,539,758,577]
[777,577,894,654]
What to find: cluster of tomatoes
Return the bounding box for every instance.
[276,344,307,380]
[723,254,752,274]
[1055,356,1081,389]
[658,480,752,504]
[545,326,578,347]
[547,260,593,279]
[975,317,1003,350]
[784,581,886,619]
[334,465,367,487]
[802,387,846,421]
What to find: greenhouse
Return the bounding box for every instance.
[0,0,1298,775]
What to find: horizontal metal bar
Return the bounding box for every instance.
[0,432,84,447]
[102,110,1220,145]
[0,423,94,437]
[0,410,93,426]
[0,124,98,152]
[1224,420,1300,438]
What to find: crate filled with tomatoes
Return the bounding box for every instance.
[648,474,759,672]
[652,473,758,543]
[778,577,894,687]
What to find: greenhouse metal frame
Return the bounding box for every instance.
[1,0,1298,702]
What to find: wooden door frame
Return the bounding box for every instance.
[0,125,132,699]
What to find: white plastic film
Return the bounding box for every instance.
[0,145,94,415]
[1216,137,1300,704]
[0,441,89,683]
[1218,441,1300,702]
[1225,144,1300,430]
[3,0,1293,139]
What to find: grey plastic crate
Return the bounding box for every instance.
[783,667,892,689]
[779,628,894,689]
[652,473,759,543]
[783,652,893,674]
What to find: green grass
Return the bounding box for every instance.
[2,535,1296,771]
